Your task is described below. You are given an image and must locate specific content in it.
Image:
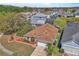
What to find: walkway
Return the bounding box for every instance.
[0,43,13,55]
[0,33,3,38]
[31,46,47,56]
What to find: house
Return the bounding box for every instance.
[50,12,61,18]
[63,12,74,18]
[49,12,61,23]
[61,22,79,55]
[17,12,32,21]
[24,23,58,48]
[31,13,47,27]
[45,18,53,24]
[74,12,79,17]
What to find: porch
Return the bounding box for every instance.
[24,36,37,44]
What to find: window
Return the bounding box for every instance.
[31,37,35,42]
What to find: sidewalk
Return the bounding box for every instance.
[0,34,13,55]
[0,43,13,55]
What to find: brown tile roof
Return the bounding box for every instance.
[26,23,58,43]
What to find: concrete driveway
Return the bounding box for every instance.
[31,46,47,56]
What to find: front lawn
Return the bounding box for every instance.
[0,35,34,56]
[0,49,9,56]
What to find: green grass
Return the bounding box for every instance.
[54,17,67,30]
[0,35,34,56]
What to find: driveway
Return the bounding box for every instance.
[31,46,47,56]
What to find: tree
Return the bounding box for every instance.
[0,12,25,34]
[0,5,32,13]
[16,20,33,36]
[64,8,75,13]
[54,17,67,30]
[47,43,60,56]
[0,12,16,33]
[68,17,79,23]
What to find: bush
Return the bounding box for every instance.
[54,17,67,30]
[47,44,60,56]
[12,52,18,56]
[47,44,54,55]
[59,49,64,53]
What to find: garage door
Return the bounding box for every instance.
[37,42,47,48]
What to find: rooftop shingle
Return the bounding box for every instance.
[25,23,58,43]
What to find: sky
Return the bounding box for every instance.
[0,0,79,7]
[0,3,79,8]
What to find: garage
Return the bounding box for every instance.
[37,42,47,48]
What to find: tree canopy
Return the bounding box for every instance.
[0,5,33,35]
[54,17,67,30]
[0,12,32,35]
[0,5,32,13]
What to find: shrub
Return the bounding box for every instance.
[59,49,64,53]
[47,44,60,56]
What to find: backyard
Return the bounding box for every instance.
[0,35,34,56]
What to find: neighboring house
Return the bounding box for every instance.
[16,12,32,21]
[61,22,79,55]
[63,12,74,18]
[50,12,61,18]
[49,12,61,23]
[31,13,47,27]
[24,23,58,48]
[74,12,79,17]
[31,11,37,15]
[45,18,53,24]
